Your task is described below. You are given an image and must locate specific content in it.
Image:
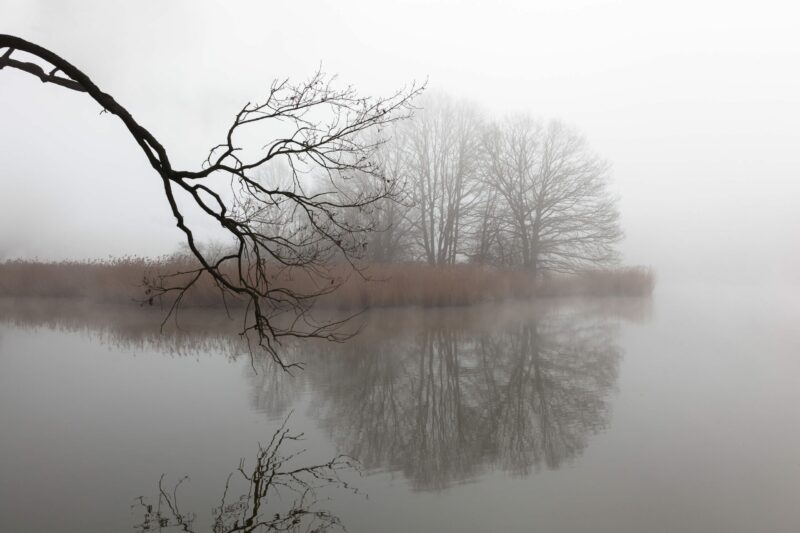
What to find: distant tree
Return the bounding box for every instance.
[0,34,422,370]
[402,93,484,264]
[336,127,415,263]
[467,180,506,266]
[481,116,621,275]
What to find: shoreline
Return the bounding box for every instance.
[0,259,655,310]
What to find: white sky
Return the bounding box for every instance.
[1,0,799,284]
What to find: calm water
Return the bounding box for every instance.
[1,286,799,532]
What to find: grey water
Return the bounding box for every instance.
[1,285,799,532]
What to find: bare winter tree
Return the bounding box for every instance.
[467,179,506,266]
[336,126,414,263]
[402,93,484,264]
[482,116,622,275]
[0,35,422,370]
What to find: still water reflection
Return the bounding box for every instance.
[132,418,354,533]
[305,309,620,490]
[3,290,799,532]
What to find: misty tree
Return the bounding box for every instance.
[481,116,622,275]
[0,34,422,370]
[335,126,414,263]
[468,179,505,266]
[402,93,484,264]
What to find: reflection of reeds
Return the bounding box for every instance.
[535,266,656,298]
[0,258,654,309]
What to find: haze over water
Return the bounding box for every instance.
[2,1,799,531]
[1,284,799,532]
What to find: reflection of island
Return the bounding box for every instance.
[0,298,247,357]
[306,304,623,490]
[0,297,642,492]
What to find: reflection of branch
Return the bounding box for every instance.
[133,417,357,532]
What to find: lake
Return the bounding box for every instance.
[1,285,799,532]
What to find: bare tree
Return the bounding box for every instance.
[402,93,484,265]
[466,180,506,266]
[482,116,622,275]
[335,126,414,263]
[0,34,422,370]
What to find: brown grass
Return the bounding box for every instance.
[0,258,654,309]
[534,267,656,298]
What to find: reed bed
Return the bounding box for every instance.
[0,258,654,309]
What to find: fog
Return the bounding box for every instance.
[4,6,800,531]
[1,0,799,285]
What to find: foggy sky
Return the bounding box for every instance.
[1,0,798,284]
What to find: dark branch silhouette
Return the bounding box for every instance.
[133,417,357,533]
[0,34,422,370]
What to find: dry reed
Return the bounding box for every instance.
[0,258,654,309]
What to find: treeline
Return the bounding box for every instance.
[0,93,653,307]
[341,92,622,276]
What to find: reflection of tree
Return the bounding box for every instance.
[133,419,354,532]
[310,306,621,490]
[310,324,483,490]
[247,353,307,420]
[477,315,618,475]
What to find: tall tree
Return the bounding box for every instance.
[403,93,484,264]
[336,126,414,263]
[482,116,621,275]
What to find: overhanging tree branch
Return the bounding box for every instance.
[0,34,423,370]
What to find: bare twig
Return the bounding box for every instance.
[0,34,424,370]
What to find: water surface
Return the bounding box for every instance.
[1,286,798,532]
